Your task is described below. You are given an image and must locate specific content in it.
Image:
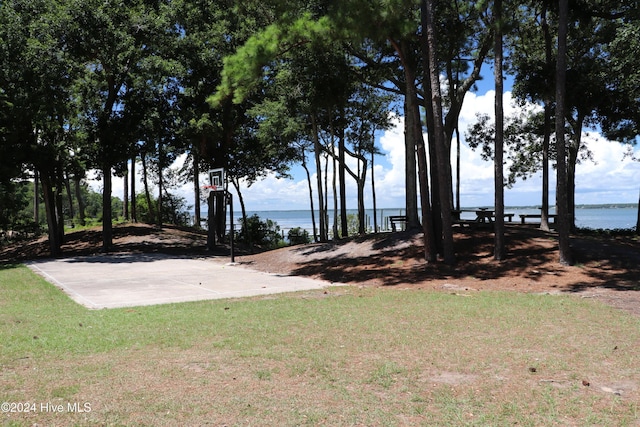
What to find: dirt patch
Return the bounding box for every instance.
[0,223,214,261]
[2,223,639,315]
[236,226,640,316]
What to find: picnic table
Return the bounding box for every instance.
[472,208,492,223]
[452,209,514,224]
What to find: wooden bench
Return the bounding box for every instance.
[388,215,407,232]
[519,214,557,224]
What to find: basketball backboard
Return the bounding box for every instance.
[208,168,225,191]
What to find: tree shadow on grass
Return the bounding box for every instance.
[0,262,20,271]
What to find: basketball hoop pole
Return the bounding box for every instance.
[205,168,233,262]
[228,191,235,263]
[205,188,234,263]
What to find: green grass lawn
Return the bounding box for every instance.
[1,264,639,426]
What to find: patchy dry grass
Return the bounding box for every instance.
[1,265,639,426]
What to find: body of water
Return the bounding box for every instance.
[233,204,638,234]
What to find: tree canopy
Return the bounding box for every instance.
[1,0,638,258]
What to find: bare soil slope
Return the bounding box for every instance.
[237,226,640,315]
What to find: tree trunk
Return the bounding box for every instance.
[404,89,421,231]
[455,126,461,211]
[555,0,573,265]
[102,163,113,250]
[64,171,75,225]
[338,126,348,238]
[207,192,216,249]
[568,138,578,233]
[389,37,421,231]
[34,170,40,226]
[493,0,506,261]
[326,146,369,235]
[123,165,129,221]
[232,177,249,247]
[441,35,492,209]
[371,141,378,233]
[157,141,163,227]
[541,104,552,231]
[404,103,419,230]
[55,170,64,244]
[130,154,137,222]
[540,4,553,232]
[423,0,456,265]
[399,41,421,231]
[427,125,443,255]
[40,172,62,256]
[193,139,202,228]
[636,188,639,235]
[141,152,155,224]
[73,174,86,226]
[332,140,339,240]
[416,112,437,262]
[312,114,327,242]
[163,188,178,225]
[324,152,329,238]
[567,113,584,232]
[157,174,163,227]
[301,151,318,242]
[215,191,226,243]
[419,20,443,256]
[357,157,367,235]
[405,78,433,234]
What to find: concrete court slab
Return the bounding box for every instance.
[27,253,330,309]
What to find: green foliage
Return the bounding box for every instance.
[161,193,192,226]
[133,193,155,224]
[599,22,640,142]
[134,192,191,226]
[2,0,638,257]
[466,111,554,187]
[74,188,122,223]
[575,226,637,237]
[239,214,283,248]
[287,227,311,245]
[337,213,368,238]
[210,13,335,106]
[0,181,28,230]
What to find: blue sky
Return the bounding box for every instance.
[99,79,640,212]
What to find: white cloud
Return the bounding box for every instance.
[574,133,640,203]
[94,91,640,213]
[374,114,408,205]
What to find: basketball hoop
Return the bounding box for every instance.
[202,184,220,198]
[203,168,225,198]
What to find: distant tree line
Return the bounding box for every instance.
[1,0,638,262]
[0,177,192,242]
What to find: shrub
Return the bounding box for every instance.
[239,214,283,249]
[334,213,370,238]
[287,227,311,245]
